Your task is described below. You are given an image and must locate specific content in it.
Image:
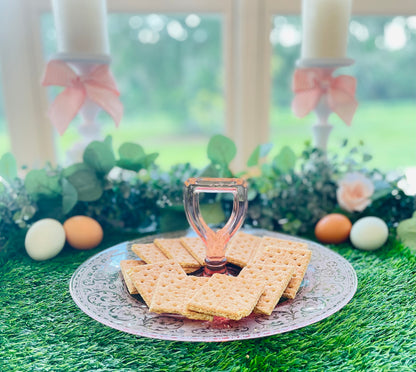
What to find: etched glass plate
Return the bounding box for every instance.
[69,229,357,342]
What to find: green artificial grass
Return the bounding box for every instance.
[1,232,415,372]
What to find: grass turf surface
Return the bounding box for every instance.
[1,232,415,372]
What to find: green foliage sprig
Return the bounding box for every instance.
[0,135,414,253]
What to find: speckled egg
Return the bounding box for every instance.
[25,219,66,261]
[350,216,388,251]
[63,216,103,250]
[315,213,352,244]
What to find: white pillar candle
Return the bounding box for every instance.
[301,0,352,59]
[52,0,110,55]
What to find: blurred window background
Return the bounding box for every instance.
[270,15,416,172]
[0,65,11,154]
[0,1,415,177]
[42,13,224,168]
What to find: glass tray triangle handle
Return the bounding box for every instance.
[183,177,248,275]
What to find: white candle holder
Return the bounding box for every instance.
[296,58,354,152]
[52,53,111,163]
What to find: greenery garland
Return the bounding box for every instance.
[0,134,414,254]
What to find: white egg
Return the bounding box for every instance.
[350,216,389,251]
[25,218,66,261]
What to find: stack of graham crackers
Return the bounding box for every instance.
[120,232,312,321]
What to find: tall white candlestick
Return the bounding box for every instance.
[52,0,110,55]
[301,0,352,59]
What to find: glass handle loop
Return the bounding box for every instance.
[183,177,248,275]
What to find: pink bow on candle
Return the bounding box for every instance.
[42,60,123,135]
[291,68,358,126]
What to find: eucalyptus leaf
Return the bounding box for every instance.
[0,153,17,182]
[220,167,234,178]
[363,153,373,162]
[397,211,416,252]
[247,143,273,167]
[119,142,146,160]
[24,169,62,199]
[273,146,297,174]
[117,143,147,171]
[247,146,261,168]
[83,140,115,175]
[144,153,159,168]
[63,163,103,202]
[207,134,236,166]
[62,178,78,214]
[199,163,221,178]
[116,159,142,172]
[104,135,113,149]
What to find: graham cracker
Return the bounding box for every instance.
[239,264,294,315]
[225,232,262,268]
[120,260,146,294]
[131,243,168,264]
[127,260,186,307]
[150,271,212,321]
[187,274,266,320]
[179,236,206,266]
[251,245,312,299]
[250,236,309,264]
[260,236,309,250]
[154,238,201,270]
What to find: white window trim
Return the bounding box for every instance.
[0,0,54,169]
[0,0,415,169]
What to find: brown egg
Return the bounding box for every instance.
[315,213,352,244]
[63,216,103,250]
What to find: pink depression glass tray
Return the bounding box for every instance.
[69,229,357,342]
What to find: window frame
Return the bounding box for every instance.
[0,0,415,169]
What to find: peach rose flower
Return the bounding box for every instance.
[336,172,374,212]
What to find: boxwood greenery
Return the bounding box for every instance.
[0,134,414,254]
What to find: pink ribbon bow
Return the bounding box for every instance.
[42,60,123,135]
[291,68,358,126]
